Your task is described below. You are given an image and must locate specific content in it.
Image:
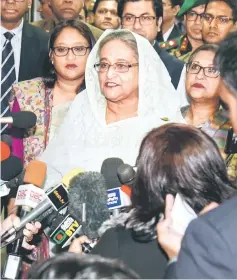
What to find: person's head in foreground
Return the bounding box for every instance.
[131,123,236,235]
[28,252,139,279]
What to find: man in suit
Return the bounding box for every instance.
[1,0,49,87]
[157,30,237,278]
[161,0,184,41]
[32,0,103,40]
[117,0,184,89]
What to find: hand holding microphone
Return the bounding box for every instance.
[0,214,41,250]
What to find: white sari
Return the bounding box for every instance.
[40,29,181,189]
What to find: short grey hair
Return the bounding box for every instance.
[97,30,138,59]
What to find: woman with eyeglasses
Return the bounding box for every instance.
[175,43,236,177]
[40,28,179,187]
[9,19,95,166]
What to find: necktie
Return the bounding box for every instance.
[1,32,16,133]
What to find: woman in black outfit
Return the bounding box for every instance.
[91,124,236,278]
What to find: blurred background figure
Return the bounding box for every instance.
[86,9,96,24]
[160,0,206,62]
[93,0,120,30]
[118,0,185,90]
[79,7,87,21]
[28,253,139,279]
[161,0,184,42]
[32,0,102,39]
[37,0,54,20]
[202,0,237,44]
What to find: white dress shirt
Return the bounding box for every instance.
[1,19,23,81]
[163,24,174,42]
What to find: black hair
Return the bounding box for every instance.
[128,123,236,238]
[207,0,237,22]
[93,0,119,14]
[214,30,237,98]
[170,0,183,7]
[28,253,139,279]
[117,0,163,19]
[187,43,220,64]
[42,20,96,89]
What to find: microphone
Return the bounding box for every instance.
[101,158,131,216]
[117,163,136,187]
[0,169,84,242]
[2,161,47,280]
[0,111,37,129]
[48,172,110,250]
[1,134,12,150]
[0,141,11,161]
[15,160,47,214]
[1,156,23,185]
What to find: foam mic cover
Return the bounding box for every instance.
[1,134,12,150]
[68,172,110,239]
[101,158,124,190]
[11,111,37,129]
[23,160,47,188]
[1,156,23,181]
[117,163,136,186]
[0,141,11,161]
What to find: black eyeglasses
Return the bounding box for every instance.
[52,46,90,57]
[122,15,156,26]
[94,62,139,73]
[186,62,220,78]
[186,10,204,21]
[202,13,234,25]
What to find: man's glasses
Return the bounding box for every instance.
[202,13,234,25]
[94,62,139,73]
[52,46,90,57]
[186,10,204,21]
[122,15,156,26]
[186,62,220,78]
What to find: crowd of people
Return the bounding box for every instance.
[1,0,237,278]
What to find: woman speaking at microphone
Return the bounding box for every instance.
[40,28,179,187]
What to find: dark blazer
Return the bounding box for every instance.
[166,24,184,41]
[92,227,168,279]
[165,195,237,279]
[18,22,49,82]
[153,41,184,89]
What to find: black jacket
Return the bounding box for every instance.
[153,41,184,89]
[165,195,237,278]
[19,22,49,81]
[92,227,168,279]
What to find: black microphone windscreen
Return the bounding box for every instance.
[1,134,12,150]
[117,164,136,185]
[68,172,110,239]
[101,158,124,190]
[1,156,23,181]
[6,170,25,189]
[12,111,37,129]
